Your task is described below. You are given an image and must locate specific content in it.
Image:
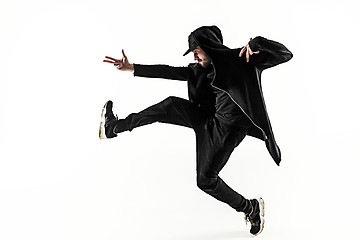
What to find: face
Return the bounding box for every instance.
[192,46,211,68]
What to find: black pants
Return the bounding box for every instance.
[116,96,251,213]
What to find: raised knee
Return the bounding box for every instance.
[164,96,177,102]
[197,174,218,191]
[161,96,177,108]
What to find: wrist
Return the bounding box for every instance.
[249,37,261,52]
[129,64,134,72]
[126,64,134,72]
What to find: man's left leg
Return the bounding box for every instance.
[195,121,250,212]
[195,120,264,235]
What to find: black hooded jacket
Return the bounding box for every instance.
[133,26,293,166]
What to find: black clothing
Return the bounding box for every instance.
[114,25,292,212]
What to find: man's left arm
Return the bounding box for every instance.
[240,36,293,70]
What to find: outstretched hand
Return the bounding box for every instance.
[103,49,134,72]
[239,38,260,63]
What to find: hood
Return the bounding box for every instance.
[183,25,229,56]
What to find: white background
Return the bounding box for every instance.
[1,0,360,239]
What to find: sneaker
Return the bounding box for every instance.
[244,198,265,236]
[99,100,118,139]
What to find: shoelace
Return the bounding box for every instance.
[106,112,118,121]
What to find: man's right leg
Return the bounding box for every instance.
[99,96,205,139]
[99,100,118,139]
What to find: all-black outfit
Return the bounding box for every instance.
[114,26,292,213]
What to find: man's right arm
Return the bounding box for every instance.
[103,50,188,81]
[133,64,188,81]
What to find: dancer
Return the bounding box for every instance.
[100,25,292,236]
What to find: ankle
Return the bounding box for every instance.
[114,119,129,133]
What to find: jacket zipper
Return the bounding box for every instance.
[210,64,267,140]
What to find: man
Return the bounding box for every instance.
[100,25,292,236]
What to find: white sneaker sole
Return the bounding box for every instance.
[254,197,265,236]
[99,101,109,139]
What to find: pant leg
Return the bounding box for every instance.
[196,118,252,213]
[114,96,207,133]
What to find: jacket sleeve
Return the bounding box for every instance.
[248,36,293,71]
[133,64,188,81]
